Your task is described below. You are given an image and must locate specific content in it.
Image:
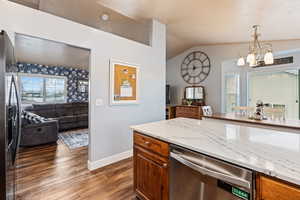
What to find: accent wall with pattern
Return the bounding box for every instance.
[17,62,89,102]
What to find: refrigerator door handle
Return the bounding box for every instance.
[11,75,21,164]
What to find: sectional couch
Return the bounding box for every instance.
[21,102,88,146]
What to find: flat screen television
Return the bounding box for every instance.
[166,85,170,104]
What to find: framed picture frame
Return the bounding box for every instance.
[78,79,89,93]
[110,59,139,105]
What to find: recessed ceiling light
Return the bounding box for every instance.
[101,14,110,21]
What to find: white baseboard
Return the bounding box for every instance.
[87,150,133,171]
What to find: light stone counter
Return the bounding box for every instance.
[131,118,300,186]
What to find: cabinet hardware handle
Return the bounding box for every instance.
[145,141,150,145]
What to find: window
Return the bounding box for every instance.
[222,56,300,119]
[224,73,240,113]
[248,70,299,119]
[19,74,67,103]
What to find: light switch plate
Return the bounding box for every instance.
[95,99,103,106]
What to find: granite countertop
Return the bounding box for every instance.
[131,118,300,186]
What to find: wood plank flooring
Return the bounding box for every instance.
[16,138,135,200]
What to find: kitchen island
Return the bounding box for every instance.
[131,117,300,200]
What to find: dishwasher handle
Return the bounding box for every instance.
[170,152,251,189]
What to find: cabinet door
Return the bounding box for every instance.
[134,147,168,200]
[257,175,300,200]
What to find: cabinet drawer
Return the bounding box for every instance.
[175,106,201,119]
[134,132,169,157]
[258,175,300,200]
[176,112,199,119]
[176,107,198,113]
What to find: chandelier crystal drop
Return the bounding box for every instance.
[237,25,274,67]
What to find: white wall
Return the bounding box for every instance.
[167,41,300,113]
[1,0,166,168]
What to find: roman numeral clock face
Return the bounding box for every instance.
[181,51,211,84]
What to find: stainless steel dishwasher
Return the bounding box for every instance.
[170,145,254,200]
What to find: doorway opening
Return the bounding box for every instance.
[222,49,300,120]
[14,33,91,199]
[248,69,299,120]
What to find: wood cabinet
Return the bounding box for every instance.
[134,132,169,200]
[133,133,300,200]
[166,105,176,120]
[256,175,300,200]
[175,105,202,119]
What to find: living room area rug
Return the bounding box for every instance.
[58,129,89,149]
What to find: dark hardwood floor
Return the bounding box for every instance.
[16,139,135,200]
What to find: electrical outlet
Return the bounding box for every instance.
[95,99,103,106]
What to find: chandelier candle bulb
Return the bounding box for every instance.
[246,53,255,64]
[264,51,274,65]
[237,57,245,66]
[249,61,257,67]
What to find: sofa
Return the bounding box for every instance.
[24,102,88,131]
[20,102,88,147]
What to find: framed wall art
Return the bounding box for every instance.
[110,59,139,105]
[78,79,89,93]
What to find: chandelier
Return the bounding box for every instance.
[237,25,274,67]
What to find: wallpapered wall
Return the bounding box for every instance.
[17,62,89,102]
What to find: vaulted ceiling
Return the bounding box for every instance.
[10,0,300,59]
[10,0,151,45]
[97,0,300,58]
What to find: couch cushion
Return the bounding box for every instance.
[32,110,56,118]
[56,103,75,117]
[23,102,88,131]
[71,102,88,107]
[77,114,88,121]
[73,107,88,115]
[55,108,74,117]
[27,104,56,118]
[59,116,77,123]
[32,104,56,110]
[20,120,58,146]
[55,103,74,109]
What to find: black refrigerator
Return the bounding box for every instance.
[0,31,21,200]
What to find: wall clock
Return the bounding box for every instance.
[181,51,211,84]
